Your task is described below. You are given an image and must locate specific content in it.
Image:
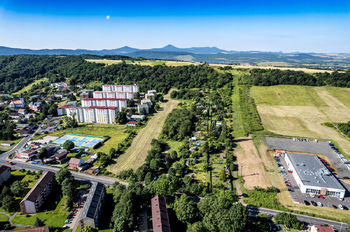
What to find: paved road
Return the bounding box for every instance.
[247,206,348,231]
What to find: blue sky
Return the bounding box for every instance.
[0,0,349,52]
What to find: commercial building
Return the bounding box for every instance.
[93,91,134,99]
[15,149,38,160]
[284,153,346,199]
[20,171,56,214]
[0,165,11,187]
[81,98,127,109]
[80,182,106,229]
[102,84,139,93]
[151,195,171,232]
[66,106,118,124]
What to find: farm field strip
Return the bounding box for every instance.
[252,85,350,155]
[108,92,179,174]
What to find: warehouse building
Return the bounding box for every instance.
[284,153,346,199]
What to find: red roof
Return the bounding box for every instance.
[82,98,126,101]
[128,121,136,124]
[314,226,335,232]
[58,105,70,109]
[89,106,118,110]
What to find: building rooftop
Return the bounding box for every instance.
[82,98,126,101]
[81,182,105,220]
[151,195,171,232]
[0,165,11,175]
[21,171,55,203]
[286,153,345,190]
[6,226,50,232]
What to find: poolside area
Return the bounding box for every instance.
[52,134,104,148]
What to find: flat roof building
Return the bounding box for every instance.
[284,153,346,198]
[79,182,106,229]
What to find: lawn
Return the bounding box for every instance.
[251,85,327,106]
[251,85,350,155]
[47,123,129,154]
[13,78,48,95]
[0,213,8,222]
[324,86,350,109]
[12,196,69,227]
[0,138,22,152]
[108,92,179,174]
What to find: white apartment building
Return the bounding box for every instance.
[102,84,139,93]
[93,91,134,99]
[66,106,118,124]
[81,98,127,109]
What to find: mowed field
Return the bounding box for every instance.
[108,92,179,175]
[86,59,334,73]
[13,78,48,95]
[251,85,350,155]
[234,136,273,190]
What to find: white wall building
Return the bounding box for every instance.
[66,106,118,124]
[102,84,139,93]
[81,98,127,109]
[93,91,134,99]
[284,153,346,199]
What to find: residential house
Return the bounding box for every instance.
[54,92,65,98]
[18,109,26,115]
[25,113,37,119]
[0,165,11,187]
[310,225,335,232]
[15,149,38,160]
[29,102,42,112]
[68,158,85,170]
[137,103,150,114]
[151,195,171,232]
[9,98,25,108]
[79,182,106,229]
[127,121,137,127]
[53,149,68,164]
[130,115,145,121]
[20,171,56,214]
[1,142,14,147]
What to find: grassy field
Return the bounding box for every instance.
[251,85,350,155]
[86,59,334,73]
[12,196,69,227]
[13,78,48,95]
[251,85,327,106]
[0,138,22,152]
[47,124,129,154]
[0,213,8,222]
[108,92,179,174]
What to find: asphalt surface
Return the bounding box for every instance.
[265,137,350,179]
[248,206,348,231]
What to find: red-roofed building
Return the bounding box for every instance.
[310,225,335,232]
[151,195,171,232]
[127,121,137,127]
[57,105,70,116]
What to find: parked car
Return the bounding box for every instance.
[6,161,14,165]
[343,176,350,179]
[339,205,344,210]
[311,201,317,206]
[304,200,310,206]
[317,202,323,207]
[319,195,325,199]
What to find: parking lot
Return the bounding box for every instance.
[265,137,350,180]
[274,153,350,210]
[65,189,89,230]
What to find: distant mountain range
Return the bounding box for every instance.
[1,45,350,69]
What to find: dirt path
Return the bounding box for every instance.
[234,136,272,190]
[108,92,179,175]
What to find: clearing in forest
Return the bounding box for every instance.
[108,92,179,175]
[251,85,350,155]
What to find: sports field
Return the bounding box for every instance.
[108,91,179,174]
[251,85,350,155]
[52,134,104,148]
[47,124,128,153]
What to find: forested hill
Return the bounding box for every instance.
[1,55,350,94]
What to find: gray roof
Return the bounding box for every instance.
[81,182,105,220]
[286,153,345,190]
